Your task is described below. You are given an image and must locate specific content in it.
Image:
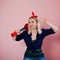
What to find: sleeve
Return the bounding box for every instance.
[15,32,24,41]
[43,28,55,36]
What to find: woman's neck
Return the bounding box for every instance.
[31,29,37,40]
[31,29,37,34]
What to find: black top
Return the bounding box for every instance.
[16,28,55,57]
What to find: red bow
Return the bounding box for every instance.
[30,12,38,18]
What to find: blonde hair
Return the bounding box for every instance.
[28,17,42,35]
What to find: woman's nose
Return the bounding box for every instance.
[30,23,33,25]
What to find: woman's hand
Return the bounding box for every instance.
[41,18,47,24]
[42,18,58,32]
[15,29,21,35]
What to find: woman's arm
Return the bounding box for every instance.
[11,29,24,41]
[42,18,58,32]
[11,24,28,41]
[12,29,21,40]
[46,21,58,32]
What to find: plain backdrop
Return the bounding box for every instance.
[0,0,60,60]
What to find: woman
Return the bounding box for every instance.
[11,12,58,60]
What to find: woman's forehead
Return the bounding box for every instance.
[28,18,36,22]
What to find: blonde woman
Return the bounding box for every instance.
[11,12,58,60]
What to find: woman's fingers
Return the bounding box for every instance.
[15,29,21,35]
[42,18,47,24]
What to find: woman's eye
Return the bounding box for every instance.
[28,22,30,23]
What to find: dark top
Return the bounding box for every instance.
[15,28,55,57]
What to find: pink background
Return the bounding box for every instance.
[0,0,60,60]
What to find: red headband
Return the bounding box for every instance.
[30,12,38,18]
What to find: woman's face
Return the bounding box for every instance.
[28,18,38,30]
